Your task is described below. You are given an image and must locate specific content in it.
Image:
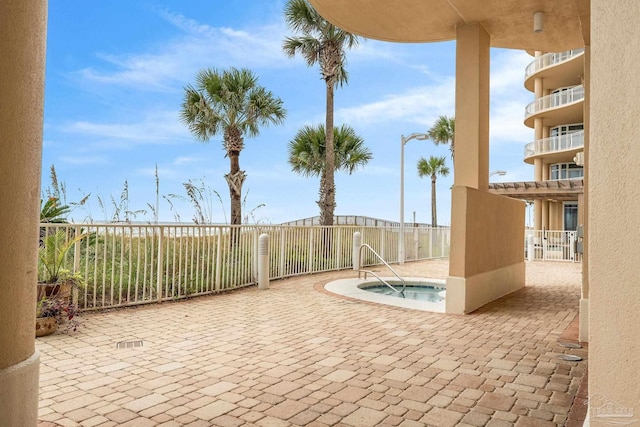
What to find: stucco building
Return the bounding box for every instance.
[1,1,639,425]
[525,48,586,232]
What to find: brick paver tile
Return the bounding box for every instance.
[421,407,464,427]
[331,386,370,403]
[515,416,558,426]
[191,401,237,421]
[428,394,454,408]
[322,369,357,383]
[478,392,517,412]
[398,385,437,403]
[452,373,486,389]
[289,409,321,425]
[105,409,138,423]
[515,373,548,388]
[487,359,517,370]
[461,411,492,426]
[118,417,158,427]
[255,415,292,427]
[210,414,245,427]
[199,381,238,396]
[264,399,308,420]
[342,407,388,426]
[123,393,169,412]
[383,368,415,382]
[430,359,462,371]
[264,380,301,396]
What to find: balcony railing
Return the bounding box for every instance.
[524,49,585,80]
[525,85,584,119]
[524,130,584,159]
[39,223,451,311]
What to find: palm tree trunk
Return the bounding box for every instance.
[225,150,246,250]
[320,81,335,227]
[229,151,242,225]
[431,174,437,227]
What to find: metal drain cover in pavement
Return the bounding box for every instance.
[559,342,582,349]
[557,354,582,361]
[116,340,143,349]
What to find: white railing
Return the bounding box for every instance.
[524,49,585,80]
[38,223,450,311]
[524,130,584,159]
[524,230,581,262]
[525,85,584,118]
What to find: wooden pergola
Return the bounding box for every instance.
[488,179,584,201]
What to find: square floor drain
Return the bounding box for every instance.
[116,340,143,349]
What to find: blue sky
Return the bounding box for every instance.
[44,1,533,225]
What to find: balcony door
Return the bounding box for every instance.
[563,202,578,231]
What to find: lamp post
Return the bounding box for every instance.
[490,170,507,178]
[400,132,428,264]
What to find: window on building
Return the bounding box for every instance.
[550,123,584,137]
[550,163,584,180]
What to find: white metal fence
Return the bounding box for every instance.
[525,230,581,262]
[39,223,450,311]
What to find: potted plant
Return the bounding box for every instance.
[36,230,86,336]
[36,296,81,336]
[37,230,86,300]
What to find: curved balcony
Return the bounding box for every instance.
[524,130,584,164]
[524,85,584,128]
[524,49,585,91]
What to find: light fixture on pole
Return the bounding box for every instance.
[400,132,428,264]
[490,170,507,178]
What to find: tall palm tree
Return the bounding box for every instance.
[288,125,372,215]
[283,0,360,226]
[180,67,286,225]
[417,155,450,227]
[428,115,455,160]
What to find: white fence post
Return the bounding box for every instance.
[258,233,269,290]
[353,231,361,271]
[527,232,534,262]
[156,226,164,302]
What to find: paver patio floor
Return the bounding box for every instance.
[37,260,587,426]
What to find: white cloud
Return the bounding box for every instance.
[74,10,290,91]
[490,49,532,94]
[59,155,109,165]
[59,110,190,146]
[336,77,455,128]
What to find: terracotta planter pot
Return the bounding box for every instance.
[37,282,71,302]
[35,317,58,337]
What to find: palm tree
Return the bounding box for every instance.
[283,0,360,226]
[40,197,70,223]
[180,67,286,225]
[288,125,372,215]
[428,115,455,160]
[417,156,450,227]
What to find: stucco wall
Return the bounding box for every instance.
[447,186,525,314]
[589,0,640,422]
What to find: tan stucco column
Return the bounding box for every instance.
[589,1,640,419]
[0,1,47,425]
[446,23,525,314]
[453,23,490,190]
